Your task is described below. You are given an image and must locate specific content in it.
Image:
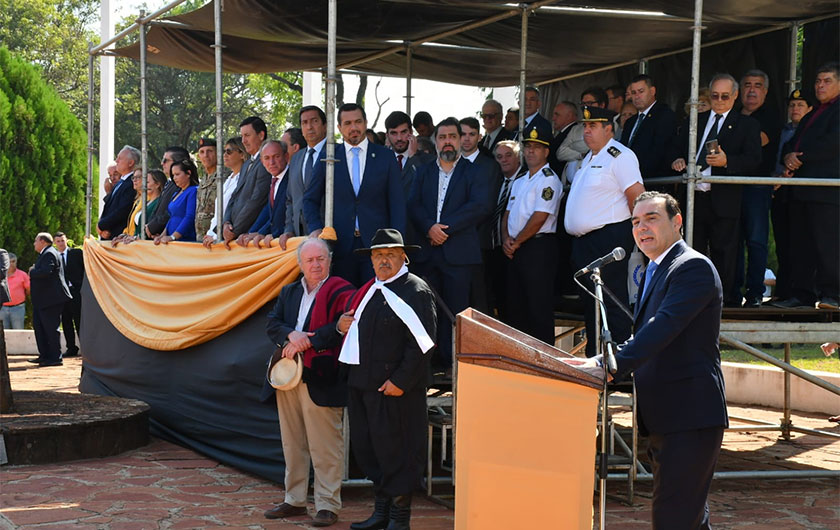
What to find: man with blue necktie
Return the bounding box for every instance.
[303,104,406,286]
[569,191,728,530]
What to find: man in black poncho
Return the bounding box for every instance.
[337,228,437,530]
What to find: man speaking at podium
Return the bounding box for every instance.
[569,191,728,529]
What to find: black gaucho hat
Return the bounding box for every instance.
[521,121,552,146]
[353,228,421,255]
[579,105,616,123]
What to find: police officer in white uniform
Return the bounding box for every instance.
[565,106,645,356]
[501,121,563,344]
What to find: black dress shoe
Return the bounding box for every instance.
[38,360,63,367]
[312,510,338,527]
[743,298,761,308]
[27,358,44,364]
[63,350,79,358]
[264,502,307,519]
[351,495,391,530]
[769,298,812,309]
[817,298,839,310]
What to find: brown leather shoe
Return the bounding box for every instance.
[312,509,338,527]
[264,502,307,519]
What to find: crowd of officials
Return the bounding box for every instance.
[5,62,837,528]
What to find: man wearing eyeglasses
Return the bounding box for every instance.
[555,86,609,164]
[480,99,511,153]
[671,73,762,307]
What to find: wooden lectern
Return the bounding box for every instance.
[454,309,602,530]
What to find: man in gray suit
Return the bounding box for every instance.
[222,116,271,248]
[277,106,328,251]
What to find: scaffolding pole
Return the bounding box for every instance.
[213,0,224,234]
[139,10,148,238]
[685,0,704,247]
[518,6,528,139]
[405,43,412,115]
[324,0,336,229]
[788,21,800,92]
[86,48,95,237]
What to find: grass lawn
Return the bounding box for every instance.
[721,343,839,373]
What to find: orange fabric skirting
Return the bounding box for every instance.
[82,230,335,351]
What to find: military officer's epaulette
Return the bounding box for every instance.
[607,146,621,158]
[541,167,555,177]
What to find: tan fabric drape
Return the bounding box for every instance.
[82,233,326,351]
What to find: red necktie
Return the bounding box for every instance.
[269,176,278,208]
[397,154,404,168]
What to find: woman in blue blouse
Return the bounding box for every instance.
[155,159,199,244]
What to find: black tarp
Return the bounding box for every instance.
[78,281,286,482]
[111,0,839,87]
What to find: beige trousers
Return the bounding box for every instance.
[274,382,344,513]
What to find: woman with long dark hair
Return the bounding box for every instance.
[155,159,200,244]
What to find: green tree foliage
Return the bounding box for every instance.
[0,47,88,269]
[0,0,97,122]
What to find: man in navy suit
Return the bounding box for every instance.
[303,103,406,286]
[570,191,728,529]
[408,117,488,370]
[237,140,290,248]
[671,73,762,306]
[28,232,72,367]
[514,86,552,140]
[277,106,328,251]
[97,145,140,240]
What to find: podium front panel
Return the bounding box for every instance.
[455,362,598,530]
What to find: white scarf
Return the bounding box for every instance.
[339,264,435,365]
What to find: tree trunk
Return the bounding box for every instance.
[335,74,345,108]
[356,75,367,107]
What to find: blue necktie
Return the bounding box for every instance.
[351,147,361,195]
[628,112,645,146]
[641,261,658,301]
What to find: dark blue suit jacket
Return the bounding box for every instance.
[30,246,72,309]
[615,240,728,435]
[303,142,406,257]
[250,173,290,237]
[619,100,678,179]
[98,176,136,237]
[408,158,489,266]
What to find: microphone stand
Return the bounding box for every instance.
[591,267,617,529]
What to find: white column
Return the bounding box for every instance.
[303,71,322,106]
[98,0,116,217]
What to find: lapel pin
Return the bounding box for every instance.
[371,153,376,158]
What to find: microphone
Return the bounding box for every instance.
[574,247,626,278]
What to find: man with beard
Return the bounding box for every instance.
[408,117,488,372]
[337,229,436,530]
[303,104,406,285]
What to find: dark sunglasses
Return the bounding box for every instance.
[480,113,499,119]
[710,93,731,101]
[224,148,242,155]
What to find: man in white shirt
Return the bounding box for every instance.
[565,105,645,356]
[501,121,562,344]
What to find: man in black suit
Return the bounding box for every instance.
[569,191,728,529]
[97,145,139,240]
[222,116,271,248]
[409,117,488,370]
[671,73,762,306]
[459,116,502,313]
[262,238,355,527]
[53,232,83,358]
[384,111,435,227]
[479,99,511,153]
[775,62,840,310]
[621,75,678,183]
[28,233,72,367]
[548,101,578,176]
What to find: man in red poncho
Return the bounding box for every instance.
[263,237,355,527]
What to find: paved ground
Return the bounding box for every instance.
[2,354,839,529]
